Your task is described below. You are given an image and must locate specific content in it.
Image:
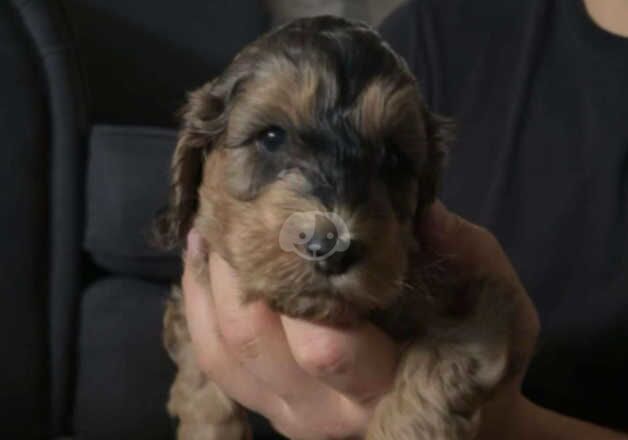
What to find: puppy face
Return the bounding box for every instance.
[160,16,449,323]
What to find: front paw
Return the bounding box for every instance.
[366,279,515,440]
[367,342,488,440]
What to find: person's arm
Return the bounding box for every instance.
[478,392,627,439]
[521,399,626,439]
[182,201,628,439]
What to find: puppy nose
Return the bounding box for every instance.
[305,231,337,257]
[313,239,364,275]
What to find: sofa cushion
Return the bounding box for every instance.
[73,277,286,440]
[73,277,175,440]
[0,2,50,437]
[84,124,181,280]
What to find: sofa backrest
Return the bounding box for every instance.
[0,2,51,437]
[8,1,269,438]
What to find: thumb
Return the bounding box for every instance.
[419,200,518,281]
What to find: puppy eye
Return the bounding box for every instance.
[256,126,286,152]
[379,147,415,179]
[382,149,400,169]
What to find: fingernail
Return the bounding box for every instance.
[423,200,455,237]
[186,228,206,259]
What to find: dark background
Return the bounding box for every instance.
[1,1,626,439]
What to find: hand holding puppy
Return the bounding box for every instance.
[180,201,539,439]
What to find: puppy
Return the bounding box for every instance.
[157,16,516,440]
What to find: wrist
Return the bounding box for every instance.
[475,388,529,440]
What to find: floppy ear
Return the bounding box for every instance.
[416,110,453,214]
[154,80,228,249]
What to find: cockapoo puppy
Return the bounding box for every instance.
[157,15,517,440]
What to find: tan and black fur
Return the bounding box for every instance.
[157,16,517,440]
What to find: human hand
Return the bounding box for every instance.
[182,229,399,439]
[181,199,540,439]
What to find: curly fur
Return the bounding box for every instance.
[158,15,516,440]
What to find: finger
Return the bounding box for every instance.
[208,252,322,402]
[281,316,399,405]
[419,200,518,280]
[182,231,279,415]
[205,250,387,437]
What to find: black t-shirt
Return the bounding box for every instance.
[380,0,628,430]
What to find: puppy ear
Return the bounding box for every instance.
[154,80,228,249]
[416,110,453,213]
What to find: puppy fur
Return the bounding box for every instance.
[157,16,517,440]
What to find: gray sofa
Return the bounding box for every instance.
[1,1,278,438]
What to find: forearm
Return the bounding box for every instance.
[479,393,627,440]
[517,399,627,440]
